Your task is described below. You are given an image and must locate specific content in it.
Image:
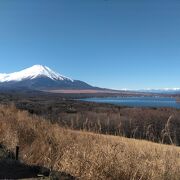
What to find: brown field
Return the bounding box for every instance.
[0,91,180,145]
[46,89,120,94]
[0,105,180,180]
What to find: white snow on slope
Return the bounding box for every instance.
[0,65,74,82]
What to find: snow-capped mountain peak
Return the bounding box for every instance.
[0,65,74,82]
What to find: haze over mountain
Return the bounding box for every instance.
[0,65,96,90]
[136,88,180,94]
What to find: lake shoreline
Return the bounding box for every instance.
[80,96,180,109]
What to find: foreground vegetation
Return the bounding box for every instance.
[0,91,180,145]
[0,105,180,179]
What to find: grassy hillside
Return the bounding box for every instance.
[0,105,180,180]
[1,92,180,145]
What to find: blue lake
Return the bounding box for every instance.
[81,97,180,109]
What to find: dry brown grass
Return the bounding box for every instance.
[0,104,180,180]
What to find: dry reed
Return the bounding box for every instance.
[0,105,179,180]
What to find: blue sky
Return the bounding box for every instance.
[0,0,180,89]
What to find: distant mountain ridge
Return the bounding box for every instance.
[0,65,97,90]
[135,88,180,94]
[1,65,179,94]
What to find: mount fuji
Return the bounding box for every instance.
[0,65,96,90]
